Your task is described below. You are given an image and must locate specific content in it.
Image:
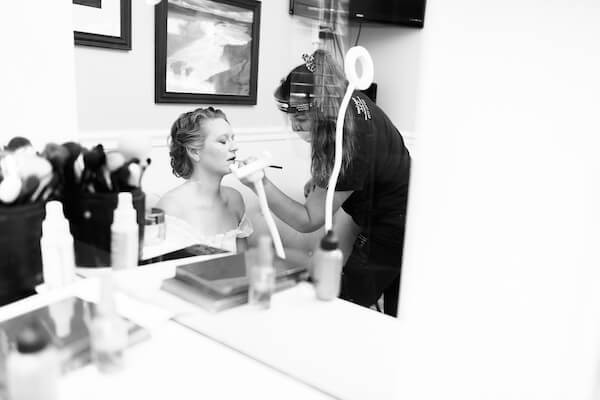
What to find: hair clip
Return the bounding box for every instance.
[302,53,316,73]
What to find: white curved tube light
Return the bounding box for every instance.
[230,155,286,259]
[324,46,374,231]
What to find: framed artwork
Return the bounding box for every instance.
[154,0,261,105]
[73,0,102,8]
[73,0,132,50]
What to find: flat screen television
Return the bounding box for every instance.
[290,0,426,28]
[349,0,426,28]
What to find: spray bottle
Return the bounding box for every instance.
[313,230,343,301]
[110,192,138,270]
[89,274,127,373]
[248,236,276,309]
[5,322,60,400]
[41,200,76,289]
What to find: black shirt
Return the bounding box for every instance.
[335,91,411,239]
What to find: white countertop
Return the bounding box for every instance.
[2,252,402,400]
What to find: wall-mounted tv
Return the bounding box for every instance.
[289,0,426,28]
[349,0,426,28]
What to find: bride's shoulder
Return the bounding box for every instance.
[221,186,245,219]
[157,184,189,216]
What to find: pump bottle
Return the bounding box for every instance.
[111,192,138,270]
[41,201,76,289]
[6,322,60,400]
[89,274,128,373]
[313,230,343,301]
[248,236,276,309]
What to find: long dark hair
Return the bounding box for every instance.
[275,50,357,188]
[309,49,356,188]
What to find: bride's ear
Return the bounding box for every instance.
[186,147,200,162]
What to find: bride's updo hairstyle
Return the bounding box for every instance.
[168,106,229,179]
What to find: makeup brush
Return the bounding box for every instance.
[82,144,109,193]
[117,136,152,164]
[15,175,40,204]
[0,155,22,204]
[5,136,33,154]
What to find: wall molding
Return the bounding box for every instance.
[80,126,416,151]
[80,126,301,149]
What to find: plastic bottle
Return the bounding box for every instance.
[6,322,60,400]
[48,298,75,339]
[0,329,10,398]
[111,192,139,270]
[41,201,76,289]
[89,274,127,373]
[248,236,276,309]
[313,230,344,301]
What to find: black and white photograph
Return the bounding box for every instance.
[4,0,600,399]
[155,0,261,104]
[73,0,131,50]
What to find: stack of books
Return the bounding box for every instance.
[161,252,308,313]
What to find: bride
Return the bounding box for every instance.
[157,107,252,253]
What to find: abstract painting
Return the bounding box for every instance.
[155,0,261,105]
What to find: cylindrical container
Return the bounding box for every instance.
[62,189,145,267]
[248,236,275,309]
[0,202,45,306]
[144,207,166,246]
[41,201,76,289]
[6,323,60,400]
[313,230,343,301]
[89,275,127,373]
[111,192,139,270]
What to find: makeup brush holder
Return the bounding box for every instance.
[0,202,45,306]
[63,189,145,267]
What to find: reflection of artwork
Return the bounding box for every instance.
[73,0,102,8]
[73,0,131,50]
[155,0,261,105]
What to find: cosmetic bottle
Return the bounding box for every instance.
[6,322,60,400]
[0,330,10,398]
[248,236,276,309]
[41,201,76,289]
[111,192,139,270]
[313,230,343,301]
[48,298,75,339]
[89,275,127,373]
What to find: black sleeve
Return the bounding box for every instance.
[335,125,371,192]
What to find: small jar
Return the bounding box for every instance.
[144,208,165,246]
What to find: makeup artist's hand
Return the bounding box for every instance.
[304,177,316,198]
[234,156,265,190]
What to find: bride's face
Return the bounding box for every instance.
[194,118,238,175]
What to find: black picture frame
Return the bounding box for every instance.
[73,0,102,9]
[155,0,261,105]
[73,0,132,50]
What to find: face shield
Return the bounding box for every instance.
[278,110,312,142]
[274,60,317,142]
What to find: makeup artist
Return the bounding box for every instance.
[240,50,411,316]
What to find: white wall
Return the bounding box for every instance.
[375,0,600,399]
[0,0,78,148]
[74,0,316,135]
